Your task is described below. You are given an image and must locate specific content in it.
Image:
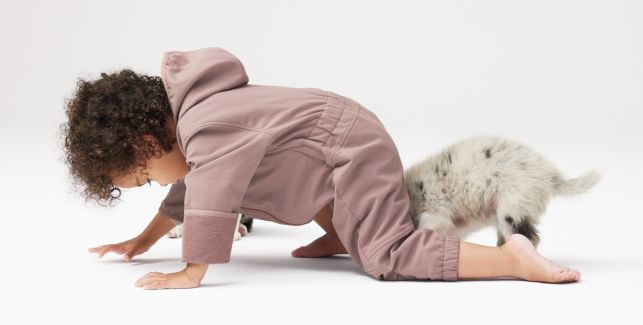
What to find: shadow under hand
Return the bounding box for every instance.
[232,254,365,276]
[98,257,178,266]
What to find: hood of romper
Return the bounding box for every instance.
[160,47,249,122]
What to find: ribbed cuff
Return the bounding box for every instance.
[442,235,461,281]
[181,210,238,264]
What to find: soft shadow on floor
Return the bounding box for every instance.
[198,282,235,288]
[98,257,179,265]
[453,277,581,284]
[231,254,366,275]
[552,257,642,270]
[96,254,367,276]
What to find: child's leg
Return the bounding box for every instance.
[291,201,580,281]
[291,202,347,258]
[328,107,580,282]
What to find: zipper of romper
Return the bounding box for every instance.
[240,205,300,226]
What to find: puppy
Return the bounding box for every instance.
[404,136,600,247]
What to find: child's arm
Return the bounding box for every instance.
[137,211,180,246]
[88,211,177,261]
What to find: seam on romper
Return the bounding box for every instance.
[331,107,410,277]
[183,121,275,140]
[362,225,453,280]
[181,121,276,154]
[161,53,175,110]
[363,223,417,277]
[441,236,447,280]
[328,107,361,166]
[335,186,418,277]
[363,223,416,262]
[333,188,380,274]
[303,93,331,141]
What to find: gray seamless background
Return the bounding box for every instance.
[1,1,640,324]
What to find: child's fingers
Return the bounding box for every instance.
[135,273,165,287]
[88,245,110,256]
[98,246,111,258]
[142,280,168,290]
[98,245,115,258]
[123,247,142,261]
[88,245,106,253]
[138,271,165,281]
[96,244,126,258]
[123,249,137,261]
[89,244,120,256]
[136,276,169,289]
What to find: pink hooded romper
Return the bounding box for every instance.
[158,47,460,281]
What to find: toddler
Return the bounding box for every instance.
[62,47,580,289]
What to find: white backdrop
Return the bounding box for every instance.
[1,0,641,324]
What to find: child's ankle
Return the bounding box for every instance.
[499,243,521,278]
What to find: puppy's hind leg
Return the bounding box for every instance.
[494,192,543,248]
[496,228,507,246]
[501,214,540,247]
[415,212,454,236]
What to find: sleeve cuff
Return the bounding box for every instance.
[442,234,461,281]
[181,210,239,264]
[158,204,183,223]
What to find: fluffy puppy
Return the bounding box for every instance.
[404,136,600,247]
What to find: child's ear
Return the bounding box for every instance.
[133,134,162,158]
[140,134,163,150]
[141,134,158,142]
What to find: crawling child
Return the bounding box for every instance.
[62,47,580,289]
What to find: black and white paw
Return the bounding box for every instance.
[167,224,183,238]
[234,224,248,240]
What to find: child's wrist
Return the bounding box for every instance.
[187,262,209,271]
[135,233,155,248]
[185,263,208,282]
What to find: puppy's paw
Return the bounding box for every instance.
[166,224,183,238]
[233,224,248,241]
[239,224,248,236]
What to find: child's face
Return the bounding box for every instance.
[110,136,190,189]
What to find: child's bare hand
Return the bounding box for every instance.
[88,236,151,261]
[134,263,208,290]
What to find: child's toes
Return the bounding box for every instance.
[291,246,306,257]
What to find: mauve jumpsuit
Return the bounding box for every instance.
[158,47,460,281]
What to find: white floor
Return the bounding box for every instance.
[2,135,641,324]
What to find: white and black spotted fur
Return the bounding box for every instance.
[403,136,600,247]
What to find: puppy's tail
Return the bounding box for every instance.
[553,170,601,196]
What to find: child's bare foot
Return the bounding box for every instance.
[502,234,581,283]
[291,234,347,258]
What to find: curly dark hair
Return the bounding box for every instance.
[59,68,176,206]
